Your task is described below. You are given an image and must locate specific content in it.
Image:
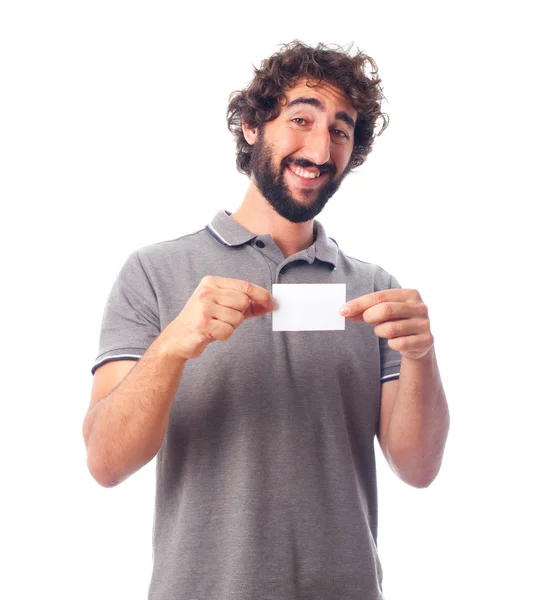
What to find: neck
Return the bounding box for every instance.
[231,180,315,258]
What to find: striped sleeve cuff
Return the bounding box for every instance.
[91,347,145,375]
[381,363,401,383]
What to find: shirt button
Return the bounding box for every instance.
[255,240,265,248]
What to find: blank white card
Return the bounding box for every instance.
[272,283,346,331]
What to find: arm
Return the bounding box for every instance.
[84,275,276,488]
[378,347,450,488]
[83,335,186,488]
[341,287,450,488]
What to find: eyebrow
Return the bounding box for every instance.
[286,97,356,129]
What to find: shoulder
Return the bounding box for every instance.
[337,249,398,290]
[135,227,209,264]
[126,226,218,277]
[113,227,211,288]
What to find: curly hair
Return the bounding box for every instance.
[227,40,389,177]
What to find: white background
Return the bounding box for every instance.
[1,1,532,599]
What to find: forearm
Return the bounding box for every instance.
[385,347,450,488]
[84,334,187,487]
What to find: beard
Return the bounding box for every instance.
[249,129,348,224]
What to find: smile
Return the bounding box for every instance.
[286,164,327,188]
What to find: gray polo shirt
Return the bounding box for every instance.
[92,209,402,600]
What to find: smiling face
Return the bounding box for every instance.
[244,79,357,223]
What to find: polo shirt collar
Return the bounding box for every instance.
[206,209,339,269]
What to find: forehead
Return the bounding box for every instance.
[282,79,357,120]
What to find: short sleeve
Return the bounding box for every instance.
[379,273,402,383]
[91,250,161,375]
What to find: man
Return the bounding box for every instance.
[83,41,449,600]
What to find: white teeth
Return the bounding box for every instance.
[293,166,320,179]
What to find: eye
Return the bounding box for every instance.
[291,118,307,125]
[332,129,349,138]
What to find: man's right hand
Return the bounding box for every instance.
[160,276,277,360]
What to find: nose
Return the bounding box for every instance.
[302,127,330,168]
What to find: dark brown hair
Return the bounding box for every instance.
[227,40,389,177]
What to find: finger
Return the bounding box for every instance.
[340,289,409,318]
[209,303,246,329]
[212,290,251,313]
[206,319,235,343]
[360,301,426,325]
[243,300,276,320]
[387,332,434,353]
[344,312,365,323]
[210,290,271,320]
[373,317,429,339]
[206,276,276,311]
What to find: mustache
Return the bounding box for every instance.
[283,157,336,177]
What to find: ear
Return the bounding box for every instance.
[242,120,258,146]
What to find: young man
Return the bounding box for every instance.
[84,41,449,600]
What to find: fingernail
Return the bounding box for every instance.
[339,306,349,316]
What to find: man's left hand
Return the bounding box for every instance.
[339,289,434,360]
